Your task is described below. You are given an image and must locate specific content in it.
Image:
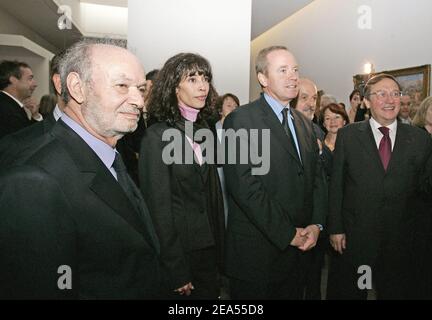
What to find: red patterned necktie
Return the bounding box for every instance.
[378,126,391,170]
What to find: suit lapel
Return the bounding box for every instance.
[89,169,148,234]
[292,109,310,166]
[180,129,208,185]
[51,121,158,247]
[386,124,410,174]
[355,120,386,173]
[127,176,161,253]
[259,97,302,166]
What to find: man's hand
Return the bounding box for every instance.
[329,233,346,254]
[290,227,307,248]
[23,97,42,120]
[23,97,39,116]
[317,139,323,153]
[174,282,194,296]
[298,224,320,251]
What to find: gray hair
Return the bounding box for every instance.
[59,37,127,104]
[255,45,288,75]
[320,94,337,108]
[363,73,401,101]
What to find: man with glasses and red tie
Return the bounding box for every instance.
[327,74,432,299]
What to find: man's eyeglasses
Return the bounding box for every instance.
[369,91,402,101]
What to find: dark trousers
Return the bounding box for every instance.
[326,248,412,300]
[230,268,302,300]
[169,246,220,300]
[326,251,368,300]
[300,237,327,300]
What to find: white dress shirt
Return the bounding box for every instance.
[369,117,397,151]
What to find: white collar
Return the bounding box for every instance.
[1,90,24,108]
[369,116,397,133]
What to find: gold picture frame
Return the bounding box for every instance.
[353,64,431,107]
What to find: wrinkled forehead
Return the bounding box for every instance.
[91,47,144,81]
[268,49,297,67]
[372,78,400,91]
[299,81,317,95]
[400,96,411,104]
[19,67,33,77]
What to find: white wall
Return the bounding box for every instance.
[251,0,432,105]
[80,2,127,38]
[0,34,54,103]
[128,0,251,105]
[53,0,84,35]
[0,8,57,53]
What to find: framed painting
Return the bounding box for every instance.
[353,64,431,107]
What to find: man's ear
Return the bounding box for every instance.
[52,74,62,96]
[66,72,85,104]
[9,75,18,86]
[257,72,268,88]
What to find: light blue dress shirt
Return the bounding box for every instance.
[61,113,119,179]
[263,93,302,161]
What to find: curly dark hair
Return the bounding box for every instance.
[146,53,218,126]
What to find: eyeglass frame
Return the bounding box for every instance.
[368,90,403,100]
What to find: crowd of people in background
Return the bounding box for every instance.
[0,38,431,300]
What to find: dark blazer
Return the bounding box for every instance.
[0,91,33,139]
[0,120,164,299]
[0,113,56,168]
[139,121,225,291]
[327,120,432,297]
[222,95,327,284]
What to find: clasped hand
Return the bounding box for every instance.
[290,225,320,251]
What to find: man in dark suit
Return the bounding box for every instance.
[0,38,165,299]
[327,74,432,299]
[0,60,40,139]
[0,53,64,168]
[223,46,327,299]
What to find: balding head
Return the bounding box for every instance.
[60,38,146,147]
[294,78,318,120]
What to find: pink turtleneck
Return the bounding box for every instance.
[179,101,200,122]
[178,101,203,165]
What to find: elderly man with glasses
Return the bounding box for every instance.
[327,73,432,300]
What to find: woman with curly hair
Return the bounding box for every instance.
[139,53,225,299]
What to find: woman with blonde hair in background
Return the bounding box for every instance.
[413,96,432,136]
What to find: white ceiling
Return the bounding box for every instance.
[0,0,314,52]
[251,0,314,39]
[80,0,128,7]
[79,0,315,39]
[0,0,84,51]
